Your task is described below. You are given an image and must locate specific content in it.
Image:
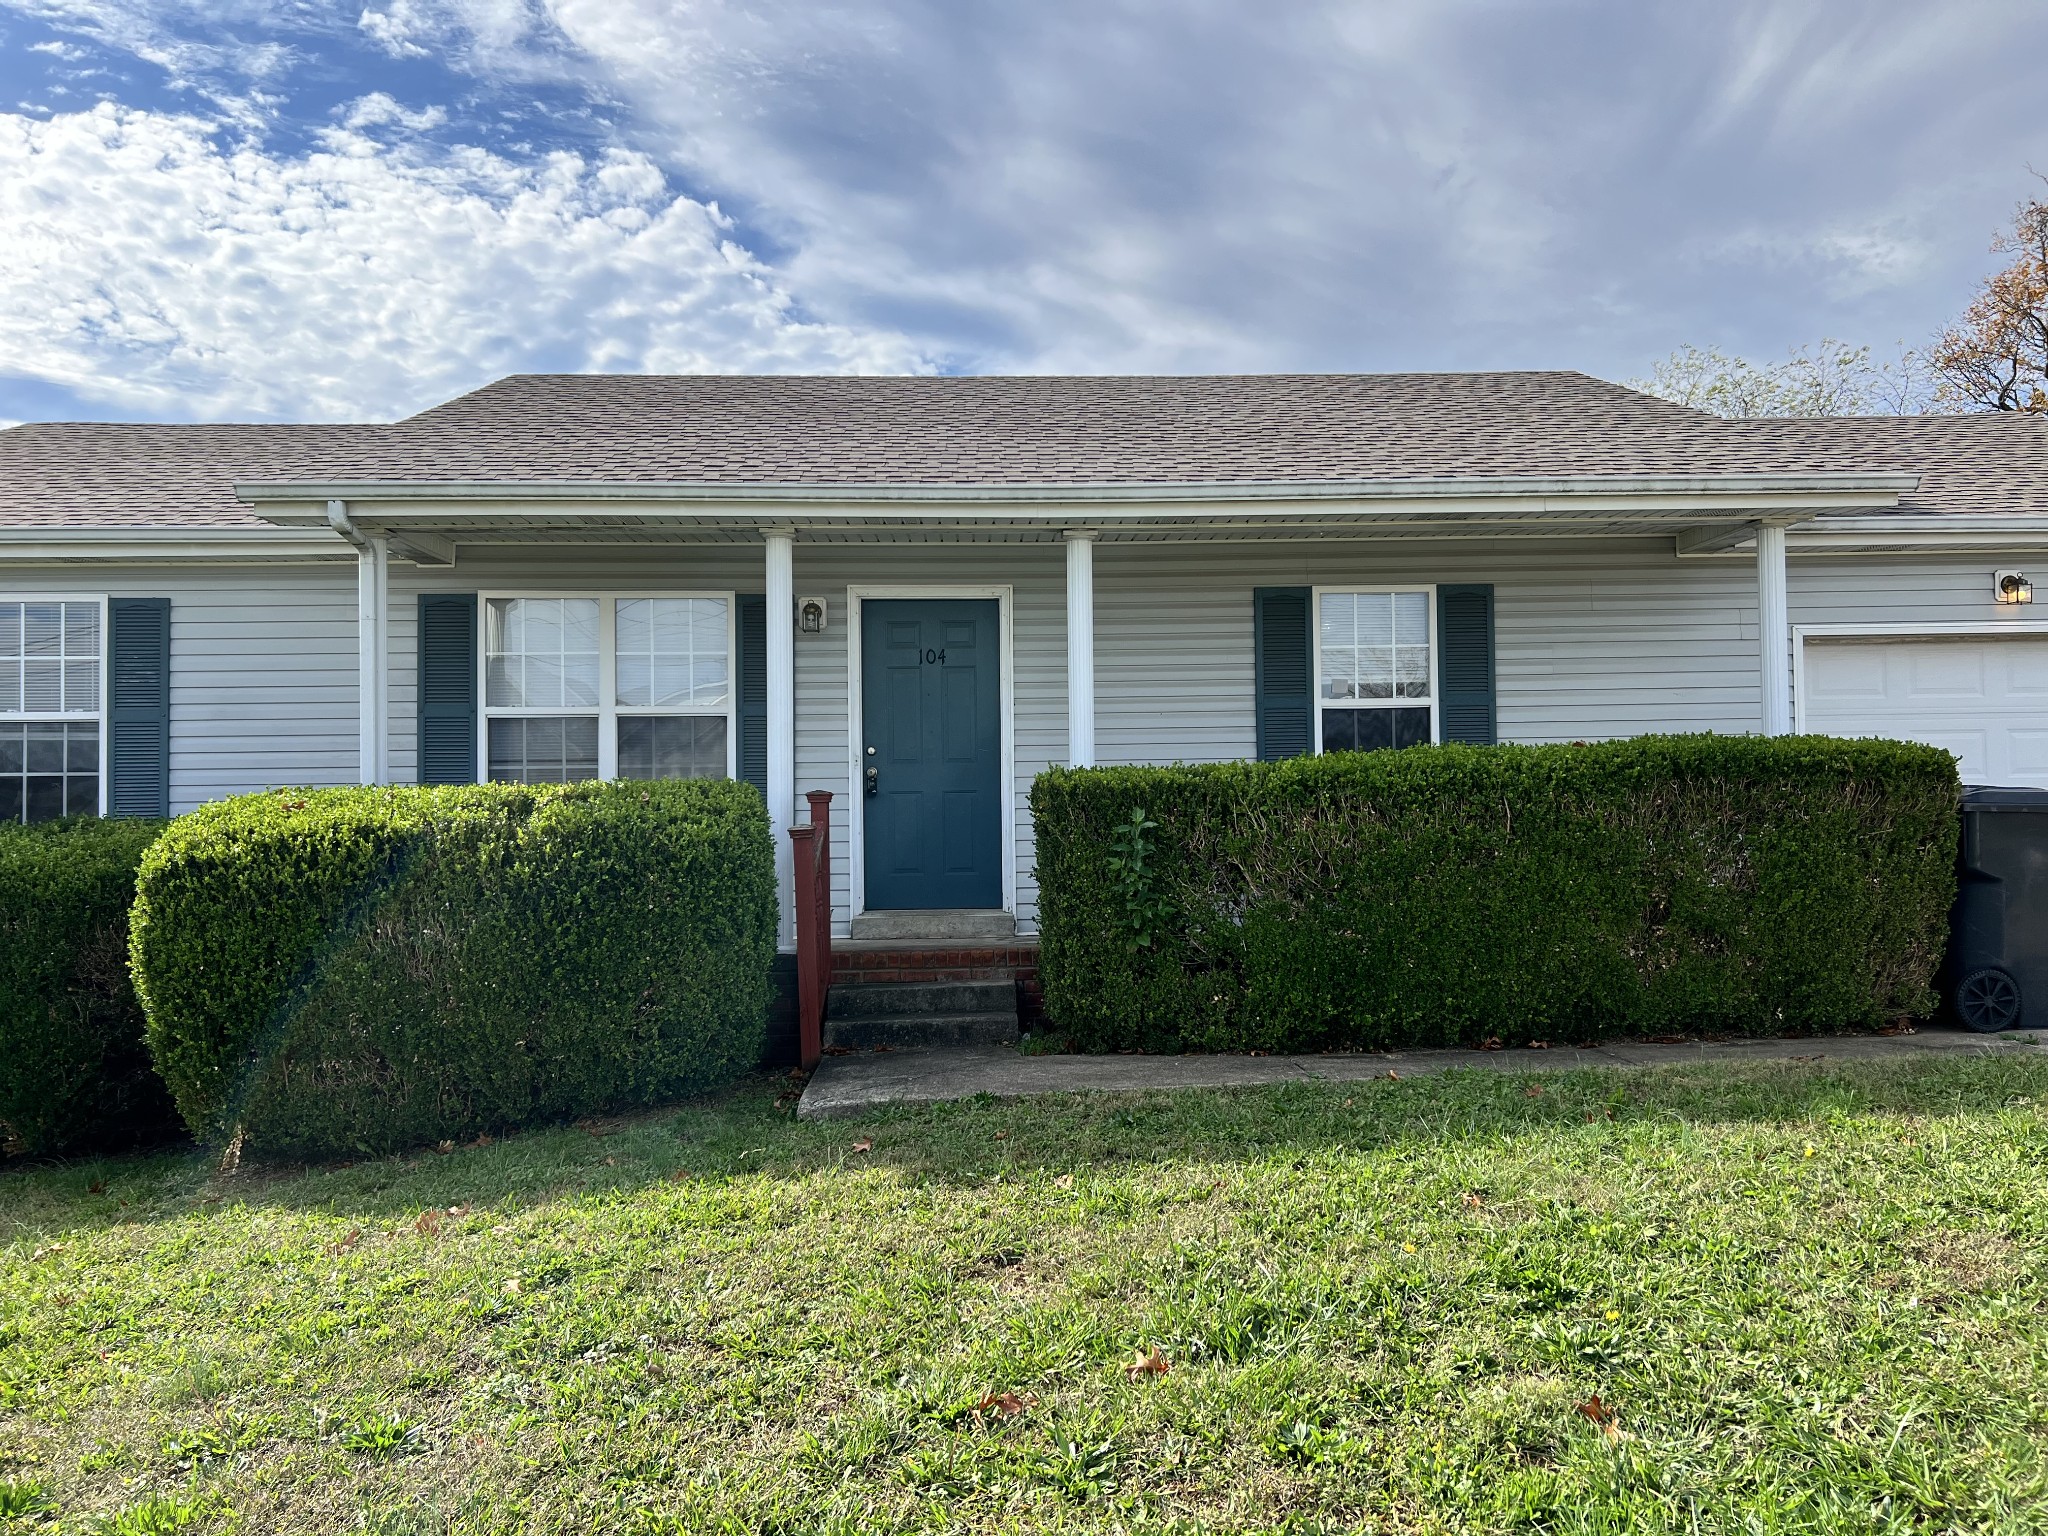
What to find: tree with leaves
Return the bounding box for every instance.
[1929,192,2048,412]
[1627,339,1937,418]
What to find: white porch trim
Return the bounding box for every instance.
[327,501,390,784]
[843,584,1017,921]
[1064,530,1096,767]
[1756,522,1791,736]
[764,530,796,946]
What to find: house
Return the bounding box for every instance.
[6,371,2048,953]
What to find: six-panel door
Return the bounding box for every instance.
[860,598,1003,910]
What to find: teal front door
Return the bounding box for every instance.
[861,599,1003,910]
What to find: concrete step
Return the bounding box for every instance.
[824,1012,1021,1050]
[848,909,1017,942]
[826,979,1016,1020]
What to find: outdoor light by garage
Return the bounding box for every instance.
[1996,570,2033,605]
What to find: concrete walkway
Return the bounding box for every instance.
[795,1026,2044,1119]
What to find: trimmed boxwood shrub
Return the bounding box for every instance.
[1032,735,1959,1053]
[131,779,775,1159]
[1,816,174,1158]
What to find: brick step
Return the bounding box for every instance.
[826,979,1014,1020]
[824,1012,1020,1050]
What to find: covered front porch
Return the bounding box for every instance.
[241,469,1912,939]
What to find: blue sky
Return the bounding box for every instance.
[2,1,2045,424]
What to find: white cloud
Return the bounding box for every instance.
[0,104,927,420]
[337,91,447,134]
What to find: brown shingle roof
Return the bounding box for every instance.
[1722,413,2048,516]
[2,372,2046,530]
[362,371,1735,485]
[0,423,383,529]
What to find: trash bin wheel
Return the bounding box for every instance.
[1956,966,2023,1033]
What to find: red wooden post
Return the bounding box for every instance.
[788,791,833,1070]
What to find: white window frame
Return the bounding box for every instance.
[0,593,109,818]
[1310,584,1440,754]
[476,591,738,783]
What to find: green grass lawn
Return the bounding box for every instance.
[4,1054,2048,1534]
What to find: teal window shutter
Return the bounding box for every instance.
[737,594,767,797]
[416,594,478,784]
[108,597,171,817]
[1253,586,1312,760]
[1436,583,1497,745]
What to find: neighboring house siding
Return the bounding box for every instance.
[0,561,357,812]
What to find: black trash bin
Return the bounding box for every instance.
[1949,786,2048,1032]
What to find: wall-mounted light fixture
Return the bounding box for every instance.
[1996,569,2034,605]
[797,596,830,633]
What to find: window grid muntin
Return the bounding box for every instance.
[1311,586,1438,755]
[477,592,737,785]
[0,595,108,820]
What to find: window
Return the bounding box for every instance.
[0,598,105,823]
[481,595,733,784]
[1315,588,1434,753]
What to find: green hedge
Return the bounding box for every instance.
[1031,735,1960,1053]
[1,816,174,1157]
[131,779,776,1159]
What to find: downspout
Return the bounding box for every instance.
[328,500,390,785]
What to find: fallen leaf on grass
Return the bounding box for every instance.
[1480,1037,1504,1051]
[413,1209,443,1238]
[1342,1097,1354,1108]
[975,1390,1037,1418]
[1123,1346,1171,1379]
[1575,1394,1630,1442]
[669,1169,691,1183]
[30,1243,64,1262]
[1528,1040,1552,1050]
[1386,1070,1401,1082]
[1053,1174,1075,1189]
[850,1138,873,1154]
[87,1179,106,1195]
[468,1134,494,1150]
[435,1140,455,1155]
[992,1130,1009,1141]
[603,1157,617,1167]
[503,1277,521,1296]
[1461,1191,1486,1209]
[327,1228,363,1254]
[1524,1085,1544,1098]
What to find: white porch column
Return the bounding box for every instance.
[764,528,796,941]
[1064,529,1097,767]
[329,500,389,785]
[1756,521,1792,736]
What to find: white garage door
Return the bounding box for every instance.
[1803,633,2048,787]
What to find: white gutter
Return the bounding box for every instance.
[327,501,390,786]
[1679,514,2048,557]
[0,527,351,561]
[237,471,1919,511]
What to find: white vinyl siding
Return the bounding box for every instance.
[0,565,358,813]
[9,538,2038,933]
